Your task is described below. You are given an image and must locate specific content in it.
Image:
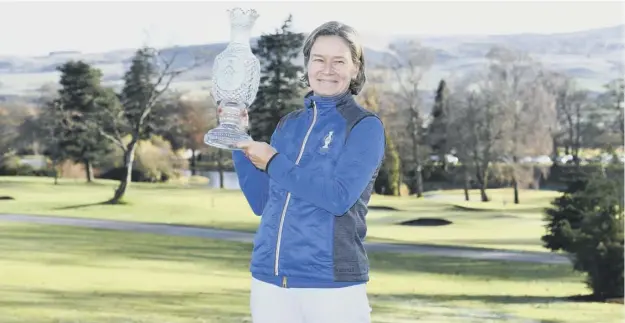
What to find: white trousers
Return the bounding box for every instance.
[250,277,372,323]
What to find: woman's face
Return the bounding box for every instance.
[307,35,358,97]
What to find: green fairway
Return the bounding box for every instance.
[0,176,562,252]
[0,221,621,323]
[0,176,261,232]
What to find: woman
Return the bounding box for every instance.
[231,20,386,323]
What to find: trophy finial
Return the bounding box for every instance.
[227,7,259,29]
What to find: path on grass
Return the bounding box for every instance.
[0,213,570,265]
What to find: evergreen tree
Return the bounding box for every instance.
[375,131,400,196]
[54,60,112,182]
[428,79,450,171]
[542,170,624,299]
[249,15,305,143]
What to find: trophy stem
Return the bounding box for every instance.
[219,101,246,127]
[204,101,252,151]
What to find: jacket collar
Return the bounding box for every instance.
[304,90,354,110]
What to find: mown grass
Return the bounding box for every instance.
[0,221,621,323]
[0,176,561,252]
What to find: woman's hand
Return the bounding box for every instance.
[236,140,277,171]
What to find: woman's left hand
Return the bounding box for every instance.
[236,141,277,171]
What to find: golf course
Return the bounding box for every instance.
[0,176,622,323]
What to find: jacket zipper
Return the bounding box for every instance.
[274,101,318,278]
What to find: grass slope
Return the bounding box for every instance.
[0,221,621,323]
[0,176,561,252]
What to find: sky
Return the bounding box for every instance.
[0,0,623,56]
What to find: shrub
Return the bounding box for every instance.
[97,135,188,183]
[134,136,187,182]
[0,155,55,177]
[542,170,624,299]
[399,183,411,197]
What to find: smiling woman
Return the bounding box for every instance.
[302,21,366,96]
[230,20,386,323]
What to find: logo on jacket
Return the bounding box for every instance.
[320,131,333,152]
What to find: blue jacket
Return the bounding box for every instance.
[232,91,386,289]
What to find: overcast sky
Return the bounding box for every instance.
[0,1,623,56]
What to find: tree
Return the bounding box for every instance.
[486,46,556,203]
[545,75,594,165]
[542,171,624,299]
[375,131,401,196]
[565,90,591,165]
[556,78,623,156]
[249,15,305,144]
[15,114,42,156]
[91,47,200,203]
[446,87,473,201]
[0,107,18,166]
[448,69,509,202]
[37,100,70,184]
[385,41,436,197]
[157,94,216,175]
[14,84,61,159]
[597,77,624,146]
[358,84,401,196]
[54,61,113,182]
[427,79,451,172]
[608,78,624,142]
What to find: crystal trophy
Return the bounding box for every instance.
[204,7,261,150]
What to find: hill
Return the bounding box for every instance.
[0,24,622,103]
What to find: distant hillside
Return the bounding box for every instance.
[0,24,622,103]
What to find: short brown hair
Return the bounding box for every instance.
[301,21,367,95]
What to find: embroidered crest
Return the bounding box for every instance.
[320,130,334,152]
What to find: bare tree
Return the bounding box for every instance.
[602,78,624,144]
[541,74,594,165]
[0,104,38,165]
[563,88,591,165]
[446,86,474,201]
[157,93,217,176]
[486,46,556,203]
[90,46,205,203]
[535,70,567,165]
[383,41,436,197]
[448,68,510,202]
[0,107,17,165]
